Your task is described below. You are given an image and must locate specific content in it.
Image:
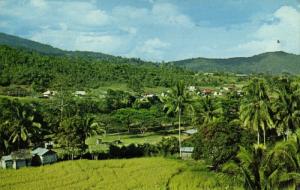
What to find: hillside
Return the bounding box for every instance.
[170,51,300,74]
[0,45,193,91]
[0,32,115,60]
[0,157,241,190]
[1,32,299,74]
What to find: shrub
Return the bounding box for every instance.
[157,136,179,156]
[193,121,255,170]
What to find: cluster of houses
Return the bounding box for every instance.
[41,90,87,98]
[187,85,243,97]
[1,148,57,169]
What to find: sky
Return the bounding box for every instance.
[0,0,300,61]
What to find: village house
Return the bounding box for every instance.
[75,91,86,96]
[1,150,32,169]
[42,90,57,98]
[1,148,57,169]
[235,74,248,78]
[180,147,194,159]
[203,72,214,76]
[213,91,223,96]
[202,88,214,96]
[31,148,57,166]
[184,129,198,135]
[188,86,196,92]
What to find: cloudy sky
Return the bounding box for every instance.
[0,0,299,61]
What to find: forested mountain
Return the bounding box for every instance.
[0,45,194,91]
[170,51,300,74]
[1,32,299,74]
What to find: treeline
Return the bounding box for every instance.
[0,45,194,91]
[0,88,181,157]
[185,76,300,189]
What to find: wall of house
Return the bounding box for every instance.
[13,160,26,169]
[181,152,193,159]
[41,154,57,165]
[2,160,13,169]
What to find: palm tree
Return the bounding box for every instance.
[77,115,103,152]
[240,78,274,145]
[273,77,300,140]
[236,145,265,190]
[198,95,223,125]
[161,80,191,157]
[5,101,41,149]
[263,137,300,189]
[224,138,300,190]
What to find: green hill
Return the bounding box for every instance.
[0,32,115,60]
[1,32,299,74]
[169,51,300,74]
[0,45,193,91]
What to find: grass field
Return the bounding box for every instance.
[86,132,185,152]
[0,157,242,190]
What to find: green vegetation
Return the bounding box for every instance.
[0,157,242,190]
[170,51,300,74]
[1,33,300,189]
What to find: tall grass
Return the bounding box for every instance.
[0,157,241,190]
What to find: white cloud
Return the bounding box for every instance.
[129,38,170,61]
[0,1,299,61]
[234,6,300,55]
[112,6,149,20]
[152,3,194,27]
[74,34,123,53]
[30,28,126,54]
[85,9,110,26]
[30,0,47,9]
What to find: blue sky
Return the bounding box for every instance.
[0,0,299,61]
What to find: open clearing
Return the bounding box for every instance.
[0,157,241,190]
[86,132,189,152]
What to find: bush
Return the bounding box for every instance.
[193,121,255,170]
[157,136,179,156]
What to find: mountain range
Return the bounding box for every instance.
[0,32,299,74]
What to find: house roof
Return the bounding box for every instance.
[75,91,86,95]
[180,147,194,152]
[32,148,55,156]
[1,155,12,161]
[184,129,198,135]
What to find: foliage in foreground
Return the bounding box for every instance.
[223,130,300,190]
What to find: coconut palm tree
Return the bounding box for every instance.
[77,115,103,152]
[161,80,191,157]
[240,78,274,145]
[199,95,223,125]
[236,145,265,190]
[273,77,300,140]
[5,101,41,149]
[263,137,300,189]
[224,138,300,190]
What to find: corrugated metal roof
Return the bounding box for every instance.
[32,148,51,156]
[184,129,198,135]
[180,147,194,152]
[1,155,12,161]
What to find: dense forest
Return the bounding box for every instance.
[170,51,300,74]
[0,45,194,91]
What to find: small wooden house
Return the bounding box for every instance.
[1,155,13,169]
[31,148,57,166]
[180,147,194,159]
[1,150,32,169]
